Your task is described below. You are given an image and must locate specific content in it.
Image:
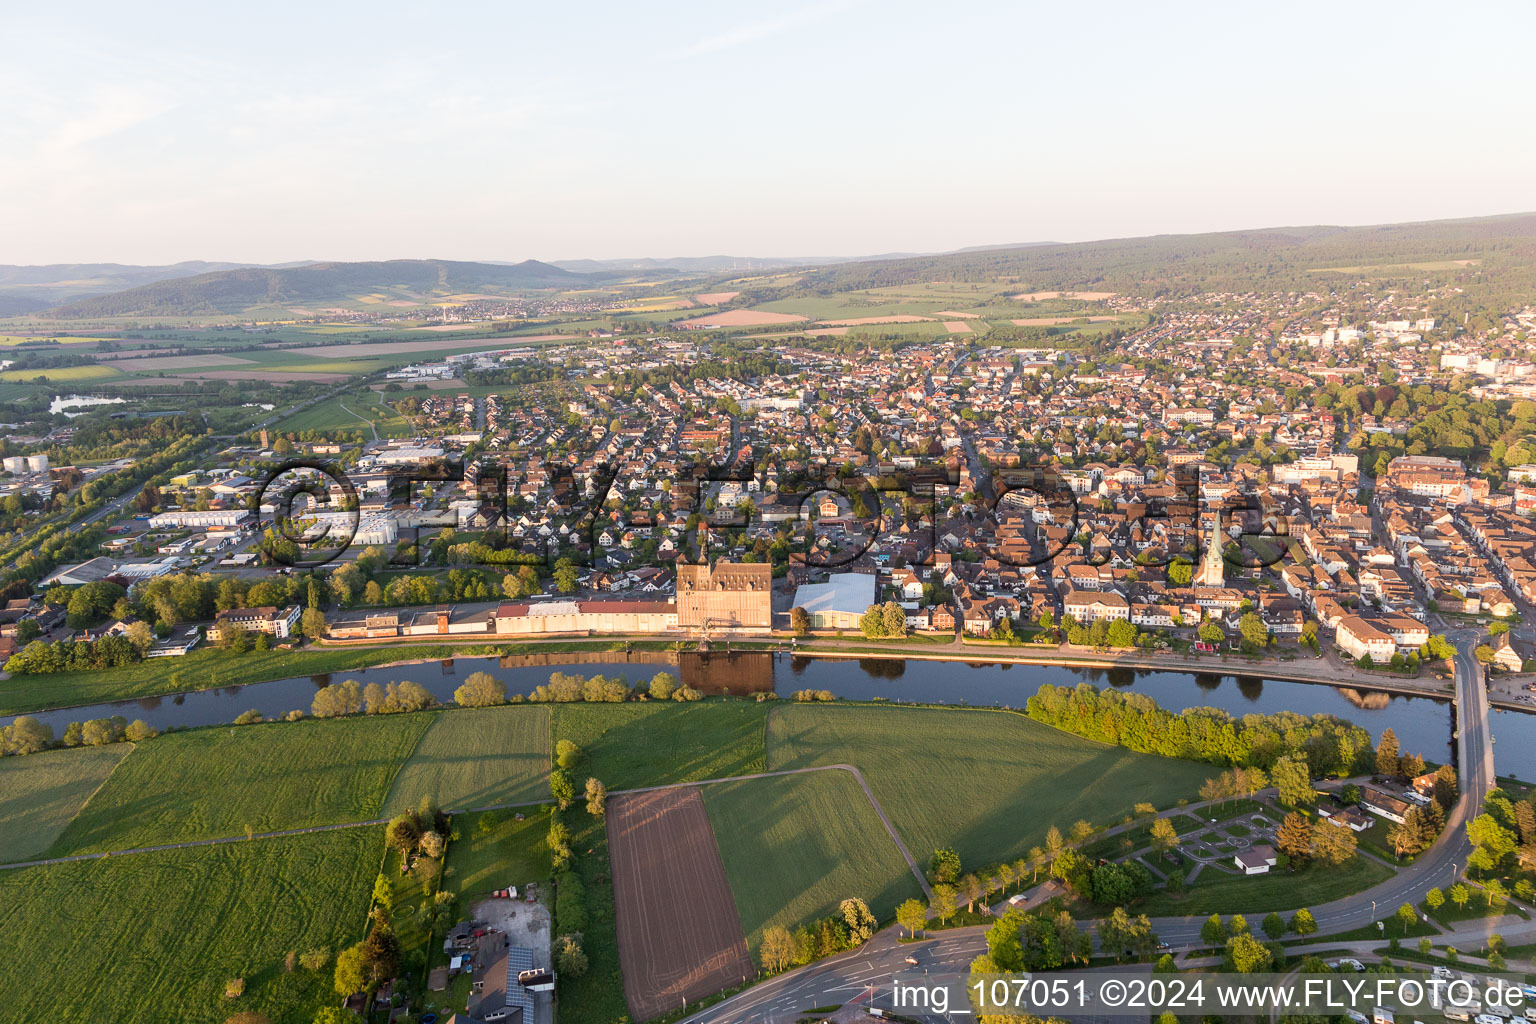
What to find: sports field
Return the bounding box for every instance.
[0,744,131,863]
[384,705,550,814]
[701,769,923,949]
[549,700,768,790]
[0,827,380,1024]
[47,714,432,855]
[766,704,1211,869]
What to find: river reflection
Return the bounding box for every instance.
[6,649,1533,777]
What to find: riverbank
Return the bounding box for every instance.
[3,628,1525,721]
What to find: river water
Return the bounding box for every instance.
[7,650,1530,777]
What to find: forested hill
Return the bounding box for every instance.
[46,259,590,317]
[731,212,1536,308]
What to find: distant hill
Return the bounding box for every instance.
[45,259,588,318]
[549,255,848,275]
[0,261,263,315]
[743,213,1536,304]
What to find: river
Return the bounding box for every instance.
[8,650,1530,777]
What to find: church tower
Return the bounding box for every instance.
[1194,514,1225,587]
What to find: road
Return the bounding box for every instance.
[679,635,1499,1024]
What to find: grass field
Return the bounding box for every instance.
[1132,856,1393,915]
[766,704,1211,870]
[0,744,131,863]
[384,705,550,814]
[701,769,923,949]
[274,390,415,436]
[0,827,380,1024]
[47,714,432,854]
[550,699,768,790]
[445,806,554,901]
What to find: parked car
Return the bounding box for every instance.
[903,955,918,966]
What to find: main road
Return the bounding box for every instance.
[679,637,1498,1024]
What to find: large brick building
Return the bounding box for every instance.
[677,559,772,632]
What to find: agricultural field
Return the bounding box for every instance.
[766,704,1211,869]
[0,744,132,863]
[383,704,550,814]
[549,699,768,791]
[0,362,126,383]
[274,389,415,436]
[608,788,752,1021]
[46,714,432,855]
[0,827,381,1024]
[701,769,923,949]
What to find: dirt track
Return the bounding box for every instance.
[608,788,752,1020]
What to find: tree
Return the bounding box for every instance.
[124,719,157,742]
[961,872,985,912]
[1467,812,1517,872]
[555,935,588,977]
[841,897,877,944]
[930,848,961,884]
[1239,611,1269,649]
[1045,826,1064,858]
[1289,908,1317,936]
[584,777,607,817]
[1396,903,1418,933]
[1225,932,1273,973]
[1376,728,1401,776]
[453,671,506,708]
[1449,882,1470,909]
[985,910,1026,972]
[1262,912,1286,940]
[555,739,582,769]
[553,558,579,594]
[790,606,811,635]
[1424,887,1444,911]
[1272,754,1314,807]
[333,943,368,997]
[549,769,575,810]
[929,884,957,925]
[859,605,887,639]
[1197,620,1224,644]
[1310,820,1358,865]
[360,923,401,984]
[1200,914,1226,946]
[1276,812,1315,863]
[897,898,926,938]
[385,813,422,856]
[1106,618,1138,648]
[300,606,328,640]
[312,1010,362,1024]
[760,925,794,972]
[647,672,676,700]
[881,601,907,637]
[1149,817,1180,856]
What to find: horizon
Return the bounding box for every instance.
[7,205,1536,270]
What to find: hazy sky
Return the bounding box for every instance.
[3,0,1534,265]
